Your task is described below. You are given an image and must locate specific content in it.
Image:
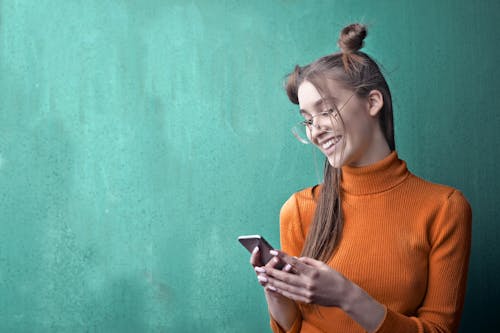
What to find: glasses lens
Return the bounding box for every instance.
[291,124,311,144]
[291,113,339,144]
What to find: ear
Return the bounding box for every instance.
[367,90,384,117]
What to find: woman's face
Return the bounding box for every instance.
[297,80,386,167]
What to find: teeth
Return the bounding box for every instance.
[322,136,341,150]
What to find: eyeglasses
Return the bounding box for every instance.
[291,94,354,144]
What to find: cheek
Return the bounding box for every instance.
[343,114,371,146]
[341,118,355,145]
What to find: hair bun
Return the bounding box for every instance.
[338,23,367,54]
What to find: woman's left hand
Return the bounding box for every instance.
[263,250,351,308]
[264,250,386,332]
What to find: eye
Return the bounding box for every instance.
[300,112,313,121]
[323,108,339,118]
[300,119,313,126]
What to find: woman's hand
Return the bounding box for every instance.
[249,246,290,293]
[250,247,299,331]
[260,250,350,307]
[261,251,386,333]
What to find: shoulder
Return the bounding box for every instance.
[281,185,321,213]
[280,185,322,231]
[405,173,472,234]
[279,185,321,251]
[406,173,471,208]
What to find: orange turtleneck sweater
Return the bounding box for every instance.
[270,151,472,333]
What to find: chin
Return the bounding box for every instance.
[327,154,345,168]
[326,147,355,168]
[323,140,350,168]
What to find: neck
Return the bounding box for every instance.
[341,151,409,195]
[347,129,392,167]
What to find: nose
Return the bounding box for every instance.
[309,120,326,141]
[308,115,336,142]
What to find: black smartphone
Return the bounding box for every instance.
[238,235,285,269]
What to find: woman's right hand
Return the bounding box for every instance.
[250,246,299,331]
[250,246,287,291]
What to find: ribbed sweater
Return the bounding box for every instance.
[270,151,472,333]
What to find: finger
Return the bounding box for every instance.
[265,266,307,288]
[283,263,294,273]
[270,250,313,274]
[264,255,286,270]
[257,274,269,286]
[266,275,305,294]
[254,266,266,274]
[272,287,311,304]
[250,246,263,267]
[270,254,296,273]
[265,284,278,293]
[265,278,312,304]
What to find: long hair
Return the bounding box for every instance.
[285,23,395,262]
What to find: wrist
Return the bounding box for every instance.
[340,281,386,333]
[265,291,298,331]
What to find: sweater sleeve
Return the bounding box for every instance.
[269,193,307,333]
[279,193,306,257]
[375,190,472,333]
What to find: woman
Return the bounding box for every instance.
[250,23,471,333]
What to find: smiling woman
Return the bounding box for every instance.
[248,23,472,333]
[297,80,388,168]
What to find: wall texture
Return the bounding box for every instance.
[0,0,498,332]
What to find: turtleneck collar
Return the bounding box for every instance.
[340,151,409,196]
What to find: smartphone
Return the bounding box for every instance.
[238,235,284,269]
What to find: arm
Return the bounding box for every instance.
[375,190,472,333]
[265,193,308,333]
[250,247,299,332]
[265,283,301,332]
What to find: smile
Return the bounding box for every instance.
[322,136,342,150]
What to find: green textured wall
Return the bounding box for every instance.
[1,1,498,332]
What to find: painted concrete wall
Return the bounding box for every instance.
[1,0,498,332]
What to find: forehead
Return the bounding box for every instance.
[297,81,323,106]
[297,80,347,112]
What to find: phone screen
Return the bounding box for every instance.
[238,235,284,269]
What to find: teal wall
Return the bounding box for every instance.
[1,1,498,332]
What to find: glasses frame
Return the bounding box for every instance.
[292,93,355,144]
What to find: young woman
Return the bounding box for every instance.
[250,23,471,333]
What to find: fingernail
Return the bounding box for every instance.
[284,264,292,271]
[267,285,277,291]
[255,267,265,273]
[270,250,278,256]
[252,246,259,254]
[258,275,268,283]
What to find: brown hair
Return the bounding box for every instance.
[285,23,395,262]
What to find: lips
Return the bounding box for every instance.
[321,136,342,151]
[320,135,342,155]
